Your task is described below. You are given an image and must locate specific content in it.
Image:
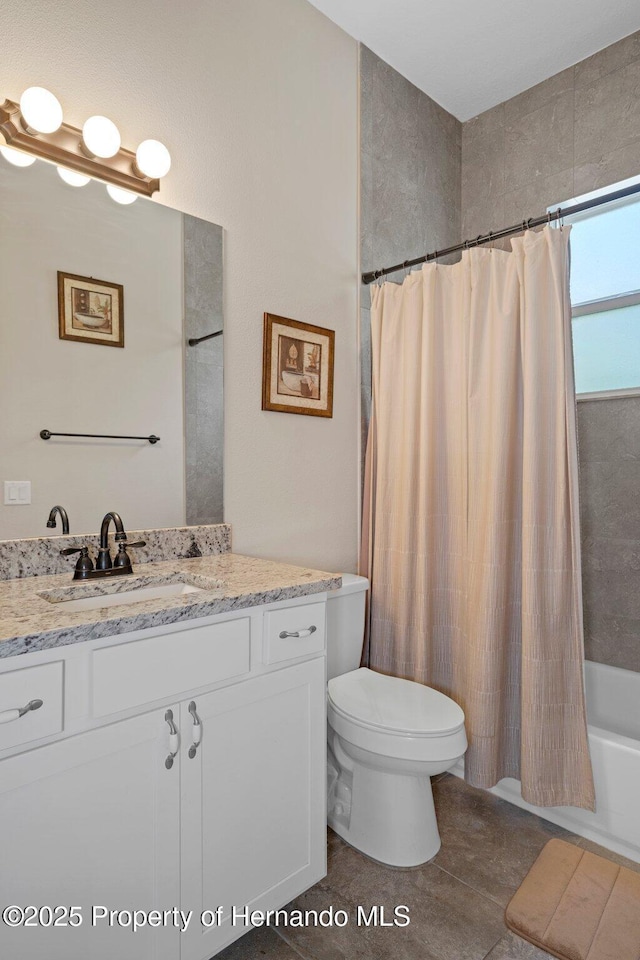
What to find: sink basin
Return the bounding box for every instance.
[38,574,224,612]
[54,581,205,612]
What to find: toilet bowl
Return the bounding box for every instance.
[326,577,468,867]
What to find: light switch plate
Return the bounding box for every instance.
[4,481,31,505]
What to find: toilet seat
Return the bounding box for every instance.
[328,667,465,737]
[327,668,467,763]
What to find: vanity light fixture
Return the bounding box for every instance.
[0,88,171,198]
[106,184,138,205]
[135,139,172,179]
[81,115,121,159]
[57,166,91,187]
[0,144,36,167]
[19,87,63,135]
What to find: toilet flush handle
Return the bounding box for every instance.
[279,625,317,639]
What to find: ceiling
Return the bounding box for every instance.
[306,0,640,121]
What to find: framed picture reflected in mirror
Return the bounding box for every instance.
[58,271,124,347]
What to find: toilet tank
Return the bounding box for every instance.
[326,574,370,681]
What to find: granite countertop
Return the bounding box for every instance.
[0,554,341,659]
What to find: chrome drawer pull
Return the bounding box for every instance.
[0,699,44,725]
[188,701,202,759]
[279,625,317,640]
[164,709,179,769]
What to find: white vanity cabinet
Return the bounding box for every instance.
[0,595,327,960]
[180,657,325,960]
[0,704,181,960]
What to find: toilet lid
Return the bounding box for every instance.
[328,668,465,737]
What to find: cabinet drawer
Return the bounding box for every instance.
[265,602,326,664]
[92,617,251,716]
[0,661,63,751]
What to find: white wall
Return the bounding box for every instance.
[0,160,185,539]
[0,0,360,573]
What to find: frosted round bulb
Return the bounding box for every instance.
[20,87,63,134]
[82,116,121,159]
[106,184,137,205]
[0,145,36,167]
[135,139,171,179]
[57,166,91,187]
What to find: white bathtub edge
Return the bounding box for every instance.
[448,759,640,866]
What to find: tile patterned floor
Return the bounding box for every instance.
[215,774,640,960]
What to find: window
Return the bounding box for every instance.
[555,177,640,397]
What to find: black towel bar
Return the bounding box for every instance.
[40,430,160,444]
[187,330,223,346]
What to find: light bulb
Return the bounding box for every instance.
[0,145,36,167]
[135,139,171,179]
[82,116,121,159]
[57,166,91,187]
[106,184,137,205]
[20,87,63,134]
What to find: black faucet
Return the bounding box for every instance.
[46,505,70,535]
[96,511,128,570]
[60,511,146,580]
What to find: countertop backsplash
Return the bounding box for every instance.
[0,524,231,581]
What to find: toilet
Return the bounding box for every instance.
[326,574,468,867]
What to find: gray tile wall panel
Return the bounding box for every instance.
[183,214,224,525]
[462,34,640,673]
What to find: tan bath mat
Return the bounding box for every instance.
[505,838,640,960]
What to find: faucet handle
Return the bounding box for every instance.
[60,546,94,578]
[113,540,147,570]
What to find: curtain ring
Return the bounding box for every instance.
[522,219,527,233]
[488,230,493,251]
[558,206,564,230]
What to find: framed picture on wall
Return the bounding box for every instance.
[57,271,124,347]
[262,313,335,417]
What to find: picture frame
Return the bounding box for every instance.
[262,313,335,418]
[57,271,124,348]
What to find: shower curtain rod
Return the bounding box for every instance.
[361,179,640,285]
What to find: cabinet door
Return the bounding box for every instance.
[180,658,326,960]
[0,708,180,960]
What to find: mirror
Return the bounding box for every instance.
[0,156,223,540]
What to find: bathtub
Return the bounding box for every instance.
[452,660,640,863]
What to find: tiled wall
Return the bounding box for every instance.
[183,214,224,526]
[462,29,640,239]
[462,32,640,672]
[360,45,461,457]
[578,398,640,672]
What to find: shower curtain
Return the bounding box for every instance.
[361,226,595,810]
